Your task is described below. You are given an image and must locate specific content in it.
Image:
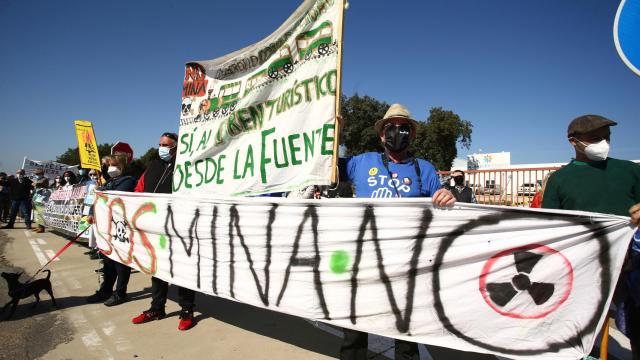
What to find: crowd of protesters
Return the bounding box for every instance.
[1,108,639,360]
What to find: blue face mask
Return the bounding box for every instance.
[158,146,174,161]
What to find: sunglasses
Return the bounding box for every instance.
[162,132,178,141]
[384,124,412,133]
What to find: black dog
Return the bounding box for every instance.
[1,270,57,319]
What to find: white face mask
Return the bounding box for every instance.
[158,146,174,161]
[578,139,610,161]
[107,166,121,178]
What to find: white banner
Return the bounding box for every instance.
[44,184,91,237]
[22,156,78,181]
[94,191,635,359]
[175,0,341,196]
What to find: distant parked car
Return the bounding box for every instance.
[481,184,501,195]
[518,183,537,196]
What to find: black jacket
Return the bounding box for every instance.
[8,177,33,200]
[100,176,136,192]
[142,159,174,194]
[449,185,475,203]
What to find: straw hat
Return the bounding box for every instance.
[374,103,420,134]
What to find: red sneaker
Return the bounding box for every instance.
[178,309,194,331]
[131,309,165,324]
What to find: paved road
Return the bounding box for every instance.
[0,227,633,360]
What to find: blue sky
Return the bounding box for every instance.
[0,0,638,174]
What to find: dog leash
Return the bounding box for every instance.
[24,225,92,284]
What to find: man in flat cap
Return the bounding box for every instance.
[542,114,640,357]
[338,103,455,360]
[542,114,640,220]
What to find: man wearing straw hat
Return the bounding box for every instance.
[338,103,455,360]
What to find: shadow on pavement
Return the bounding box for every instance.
[1,289,151,321]
[166,289,341,358]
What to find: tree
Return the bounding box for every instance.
[341,94,388,155]
[56,143,113,166]
[55,144,159,179]
[126,147,159,178]
[340,95,473,171]
[411,107,473,171]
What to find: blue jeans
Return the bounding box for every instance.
[7,199,32,228]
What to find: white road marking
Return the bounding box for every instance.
[102,320,117,336]
[56,272,128,357]
[101,320,133,352]
[37,238,46,245]
[65,275,83,290]
[28,239,48,265]
[24,230,31,237]
[45,249,60,262]
[69,311,115,360]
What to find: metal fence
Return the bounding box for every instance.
[439,167,561,207]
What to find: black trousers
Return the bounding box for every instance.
[7,199,31,227]
[100,256,131,296]
[150,276,195,311]
[0,196,10,221]
[340,328,419,360]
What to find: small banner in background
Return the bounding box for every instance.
[74,120,101,170]
[44,183,91,238]
[21,157,78,180]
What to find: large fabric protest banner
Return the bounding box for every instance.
[93,191,635,359]
[175,0,342,196]
[22,157,78,181]
[74,120,101,170]
[43,184,92,238]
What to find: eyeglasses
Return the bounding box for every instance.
[384,124,412,133]
[88,173,98,177]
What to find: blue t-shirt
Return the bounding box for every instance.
[339,152,441,198]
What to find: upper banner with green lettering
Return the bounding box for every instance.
[175,0,341,196]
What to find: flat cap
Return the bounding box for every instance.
[568,115,617,137]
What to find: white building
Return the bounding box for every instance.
[450,152,640,199]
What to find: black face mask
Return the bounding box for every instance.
[453,176,464,185]
[384,124,412,153]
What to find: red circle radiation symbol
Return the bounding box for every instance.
[478,243,574,319]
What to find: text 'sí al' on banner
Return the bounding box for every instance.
[74,120,101,170]
[94,191,636,359]
[175,0,342,197]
